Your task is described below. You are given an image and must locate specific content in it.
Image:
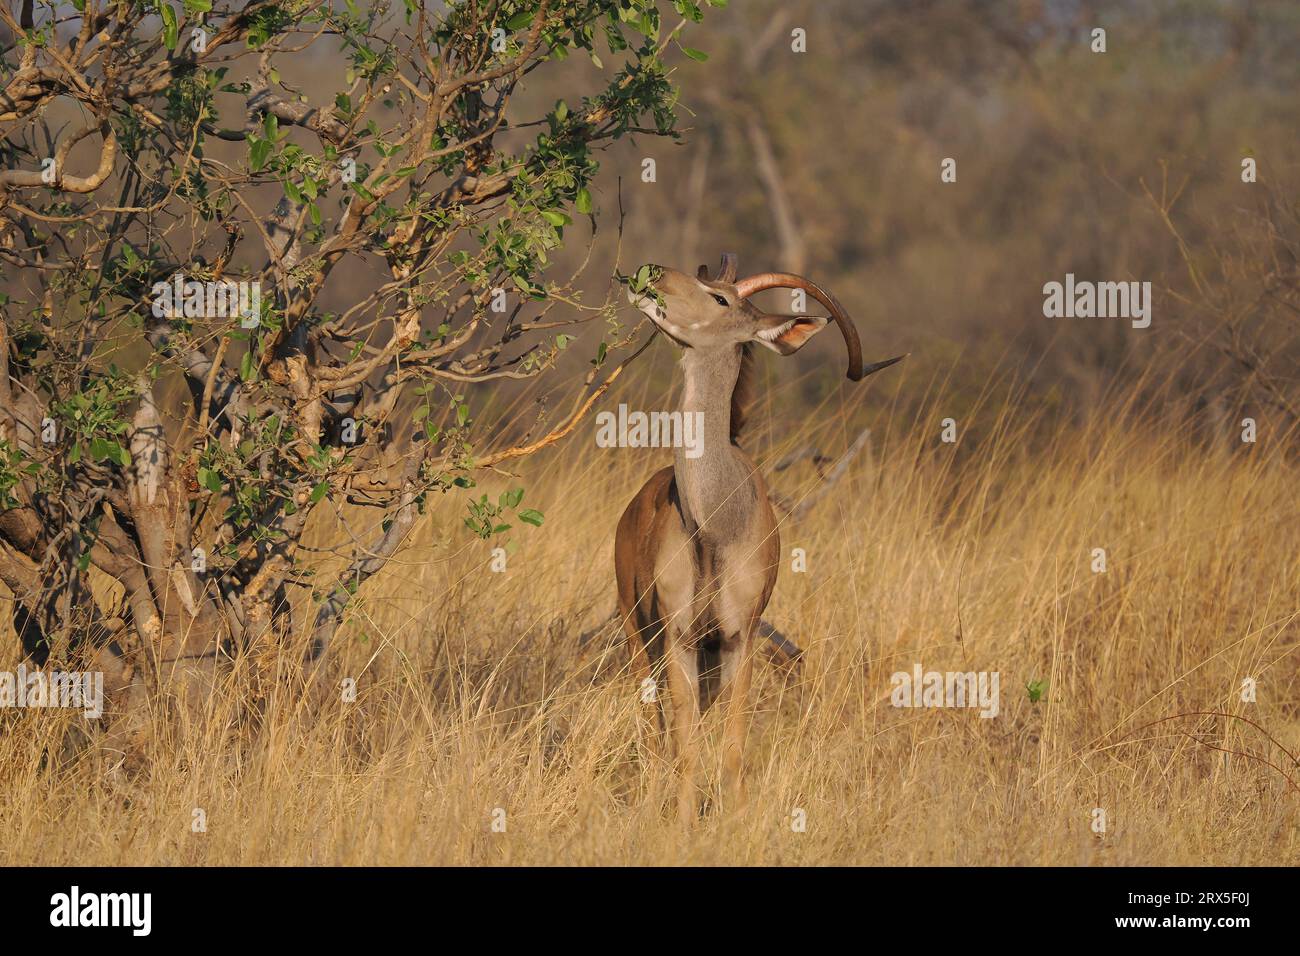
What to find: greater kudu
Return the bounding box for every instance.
[615,253,904,822]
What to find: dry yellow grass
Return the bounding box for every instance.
[1,363,1297,866]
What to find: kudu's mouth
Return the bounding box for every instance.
[625,285,660,317]
[625,282,695,348]
[626,286,665,326]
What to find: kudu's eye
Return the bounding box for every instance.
[710,293,729,307]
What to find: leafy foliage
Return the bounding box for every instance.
[0,0,720,677]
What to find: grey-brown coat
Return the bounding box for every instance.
[614,254,903,822]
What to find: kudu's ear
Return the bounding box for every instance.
[752,313,829,355]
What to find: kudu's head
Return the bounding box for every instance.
[627,253,904,381]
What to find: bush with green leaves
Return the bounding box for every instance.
[0,0,723,706]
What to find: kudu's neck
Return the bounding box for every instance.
[678,345,741,432]
[673,345,754,536]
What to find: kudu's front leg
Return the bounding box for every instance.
[718,620,757,811]
[665,627,703,824]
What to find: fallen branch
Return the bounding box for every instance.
[578,610,804,665]
[771,425,873,521]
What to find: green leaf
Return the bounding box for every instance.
[575,187,592,214]
[197,466,222,493]
[248,138,271,172]
[85,438,130,467]
[309,480,330,504]
[679,45,709,62]
[161,4,179,50]
[88,437,112,462]
[505,10,533,30]
[540,209,571,227]
[456,404,470,427]
[518,509,544,527]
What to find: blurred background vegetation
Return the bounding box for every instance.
[489,0,1298,453]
